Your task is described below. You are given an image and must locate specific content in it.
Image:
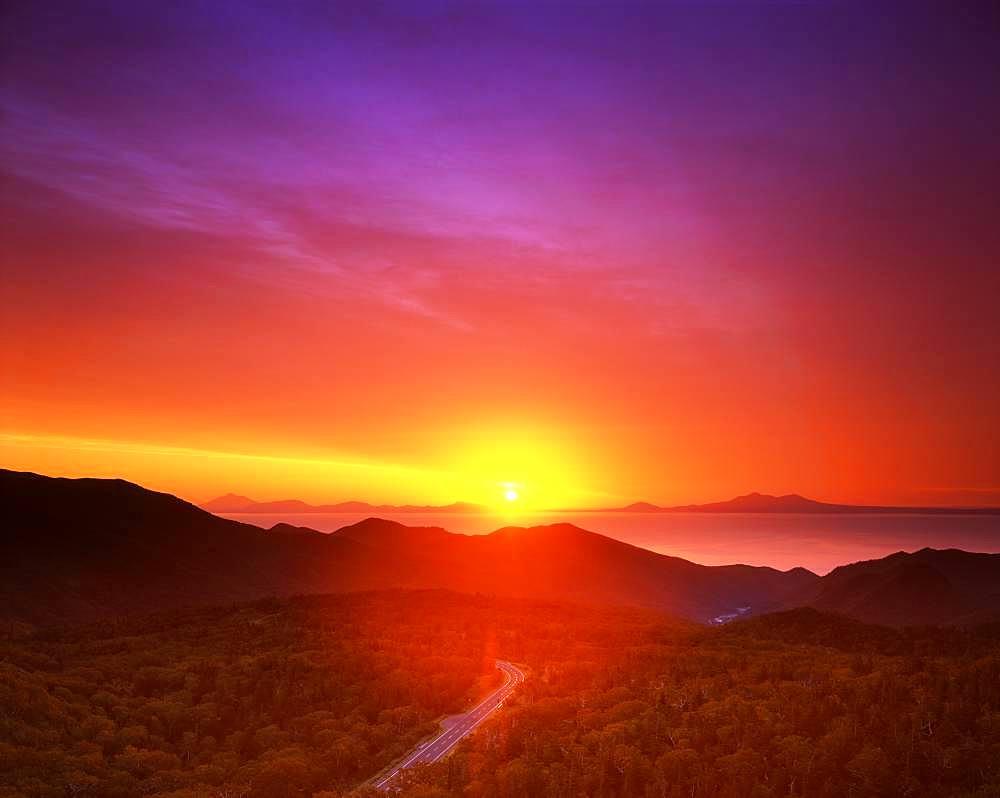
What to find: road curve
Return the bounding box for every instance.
[373,659,524,791]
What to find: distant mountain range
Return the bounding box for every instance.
[205,490,1000,515]
[606,491,1000,514]
[202,493,484,514]
[5,470,999,628]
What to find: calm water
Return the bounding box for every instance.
[219,511,1000,575]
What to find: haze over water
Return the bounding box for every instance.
[221,511,1000,575]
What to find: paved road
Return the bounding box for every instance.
[373,659,524,791]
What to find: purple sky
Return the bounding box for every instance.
[2,1,999,507]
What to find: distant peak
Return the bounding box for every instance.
[214,492,253,502]
[201,493,256,512]
[733,492,807,501]
[350,516,410,530]
[490,522,594,539]
[267,522,325,538]
[332,516,451,545]
[623,501,662,511]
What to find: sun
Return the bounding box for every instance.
[504,488,519,502]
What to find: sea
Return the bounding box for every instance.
[218,510,1000,575]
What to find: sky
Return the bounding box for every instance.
[2,1,999,510]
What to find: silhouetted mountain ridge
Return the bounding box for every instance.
[785,547,1000,626]
[9,470,999,628]
[2,470,815,625]
[0,471,412,624]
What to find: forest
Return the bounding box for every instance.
[2,591,999,797]
[379,609,1000,798]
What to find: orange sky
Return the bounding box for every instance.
[2,3,999,509]
[3,239,997,509]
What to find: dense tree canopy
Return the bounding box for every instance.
[383,610,1000,798]
[2,592,999,797]
[0,592,675,797]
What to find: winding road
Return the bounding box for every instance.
[373,659,524,791]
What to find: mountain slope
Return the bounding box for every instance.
[784,548,1000,625]
[0,471,412,624]
[334,519,818,620]
[3,469,816,624]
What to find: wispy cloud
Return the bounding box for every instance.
[0,431,447,479]
[0,2,784,338]
[0,90,485,328]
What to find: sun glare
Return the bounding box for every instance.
[448,426,592,510]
